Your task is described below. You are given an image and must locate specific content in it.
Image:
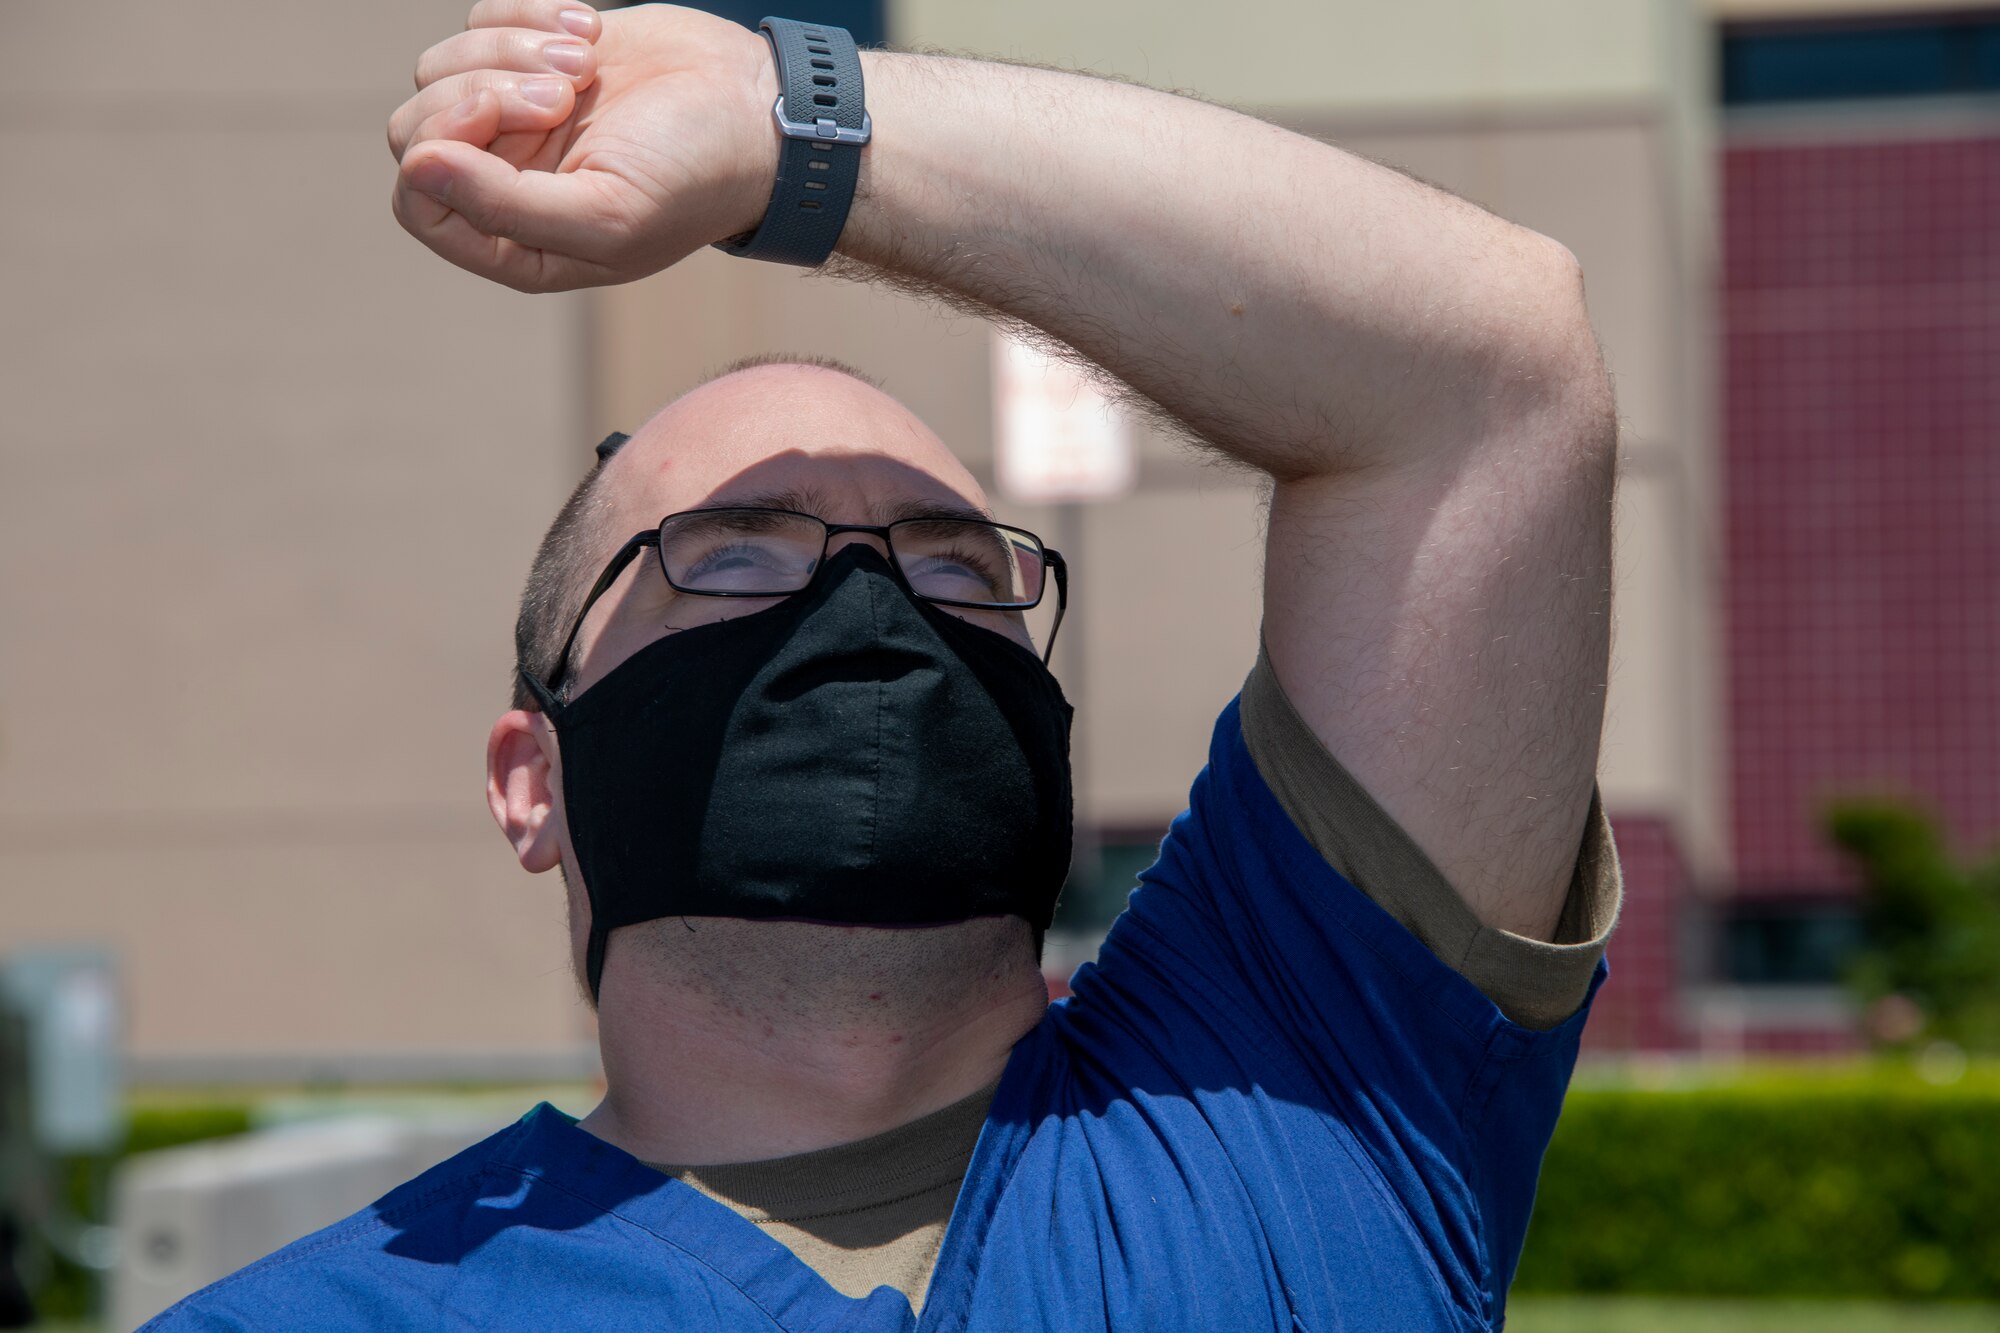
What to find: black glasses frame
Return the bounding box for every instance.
[540,507,1069,694]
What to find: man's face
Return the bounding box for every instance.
[484,361,1046,994]
[562,363,1032,699]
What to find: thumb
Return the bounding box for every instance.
[401,139,624,254]
[396,140,628,291]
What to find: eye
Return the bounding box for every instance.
[660,510,826,593]
[904,544,1008,602]
[679,539,807,592]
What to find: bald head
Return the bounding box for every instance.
[510,358,994,709]
[605,358,987,531]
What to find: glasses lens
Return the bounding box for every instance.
[660,509,825,595]
[892,519,1044,607]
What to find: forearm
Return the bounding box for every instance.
[840,53,1598,478]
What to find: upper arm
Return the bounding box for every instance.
[1259,336,1616,943]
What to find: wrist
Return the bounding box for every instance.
[715,19,872,265]
[834,50,899,265]
[710,24,786,245]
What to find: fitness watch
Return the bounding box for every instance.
[713,16,871,267]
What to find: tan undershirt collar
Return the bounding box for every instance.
[649,1079,996,1222]
[643,1080,998,1310]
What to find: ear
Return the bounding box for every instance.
[487,709,565,873]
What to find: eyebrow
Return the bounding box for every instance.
[690,487,995,526]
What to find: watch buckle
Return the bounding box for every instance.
[772,96,872,146]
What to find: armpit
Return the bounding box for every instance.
[1239,647,1621,1030]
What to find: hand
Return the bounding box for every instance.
[388,0,780,292]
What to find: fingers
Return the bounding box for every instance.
[388,69,573,160]
[393,21,595,163]
[465,0,600,39]
[389,1,618,290]
[414,25,596,92]
[394,133,631,291]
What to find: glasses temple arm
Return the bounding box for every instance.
[1041,550,1068,666]
[542,534,654,698]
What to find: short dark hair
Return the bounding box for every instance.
[509,354,884,712]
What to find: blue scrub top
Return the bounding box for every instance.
[146,698,1602,1332]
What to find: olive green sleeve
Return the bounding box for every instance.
[1239,648,1621,1030]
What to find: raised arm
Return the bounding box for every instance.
[840,59,1615,944]
[390,0,1615,942]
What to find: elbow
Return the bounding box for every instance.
[1510,233,1617,459]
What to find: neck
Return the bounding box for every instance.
[579,918,1047,1166]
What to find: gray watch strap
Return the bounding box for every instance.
[713,17,869,267]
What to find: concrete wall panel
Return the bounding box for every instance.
[1069,485,1268,827]
[594,251,998,467]
[5,832,584,1057]
[0,2,587,1062]
[892,0,1661,115]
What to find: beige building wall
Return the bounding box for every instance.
[0,3,596,1075]
[1,0,1723,1077]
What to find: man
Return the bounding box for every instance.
[147,1,1620,1327]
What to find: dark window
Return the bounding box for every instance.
[612,0,886,48]
[1051,835,1165,937]
[1723,14,2000,105]
[1713,898,1863,986]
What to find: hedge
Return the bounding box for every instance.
[1514,1062,2000,1301]
[122,1101,255,1157]
[62,1099,255,1218]
[30,1102,255,1319]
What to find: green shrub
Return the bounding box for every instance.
[120,1102,254,1158]
[31,1102,253,1319]
[1515,1063,2000,1301]
[1827,798,2000,1051]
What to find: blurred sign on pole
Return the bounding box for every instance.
[0,950,122,1155]
[993,333,1135,505]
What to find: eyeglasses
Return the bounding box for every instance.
[542,507,1069,694]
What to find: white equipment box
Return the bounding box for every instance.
[112,1114,507,1331]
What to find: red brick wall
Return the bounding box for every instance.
[1723,136,2000,895]
[1584,815,1685,1053]
[1736,1026,1860,1057]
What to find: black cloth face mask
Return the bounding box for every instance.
[522,545,1074,999]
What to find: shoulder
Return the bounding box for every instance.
[139,1104,779,1331]
[139,1108,625,1331]
[1079,691,1600,1085]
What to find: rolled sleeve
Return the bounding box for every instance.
[1238,648,1621,1030]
